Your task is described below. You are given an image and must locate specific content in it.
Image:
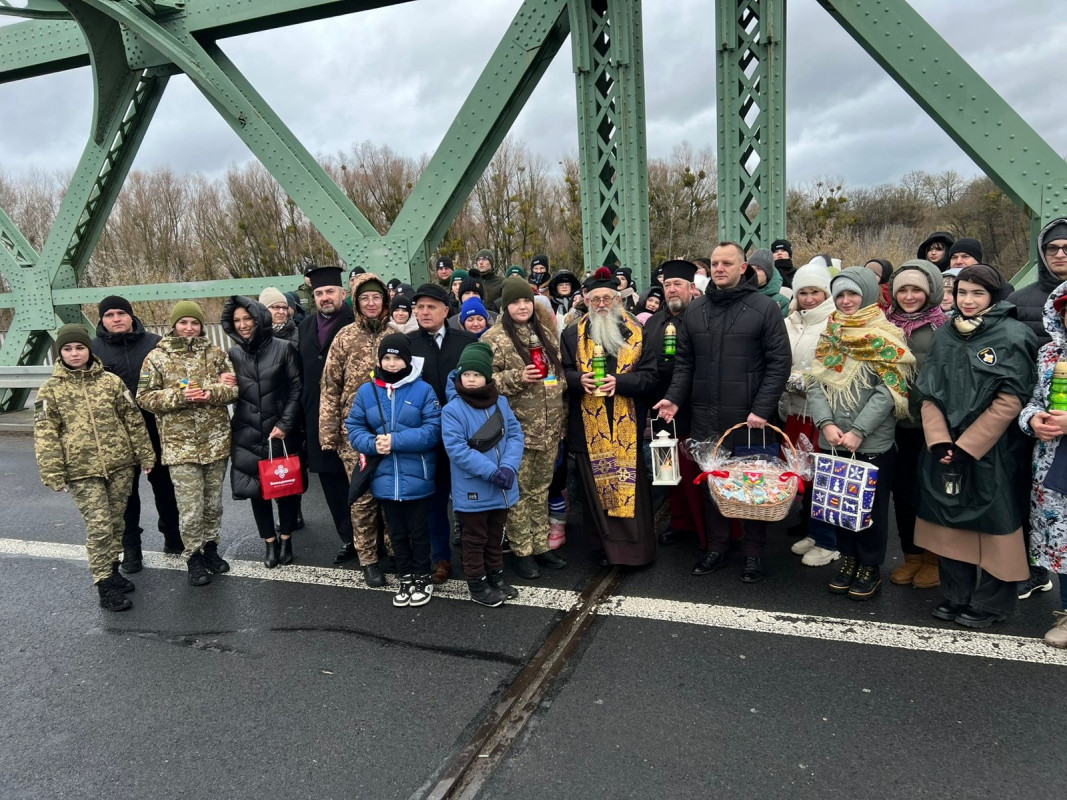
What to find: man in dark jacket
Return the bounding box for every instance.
[643,260,706,549]
[297,266,358,564]
[91,295,182,572]
[655,242,791,583]
[408,283,477,583]
[472,249,504,307]
[1008,217,1067,597]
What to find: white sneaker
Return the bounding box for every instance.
[791,536,816,555]
[802,546,842,567]
[409,579,433,607]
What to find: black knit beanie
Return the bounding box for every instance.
[98,295,134,319]
[378,333,412,366]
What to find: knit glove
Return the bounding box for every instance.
[491,466,516,490]
[950,446,974,466]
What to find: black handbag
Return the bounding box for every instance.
[348,382,386,504]
[468,404,504,453]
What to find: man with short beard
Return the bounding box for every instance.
[320,272,394,586]
[561,268,658,566]
[655,242,791,583]
[297,267,357,565]
[642,260,706,549]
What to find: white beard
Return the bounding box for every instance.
[588,305,626,358]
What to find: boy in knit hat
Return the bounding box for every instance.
[442,342,525,606]
[137,301,239,587]
[35,324,156,611]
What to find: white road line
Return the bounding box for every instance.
[3,537,1065,666]
[598,595,1067,666]
[0,537,579,611]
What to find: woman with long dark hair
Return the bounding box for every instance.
[481,277,567,579]
[221,296,304,568]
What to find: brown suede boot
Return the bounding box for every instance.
[890,552,923,585]
[912,550,941,589]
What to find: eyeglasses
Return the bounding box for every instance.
[1045,244,1067,257]
[268,304,289,311]
[587,295,616,307]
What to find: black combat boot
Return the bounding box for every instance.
[515,555,540,580]
[97,577,133,612]
[468,575,505,608]
[187,552,211,586]
[110,562,135,593]
[120,548,143,574]
[202,541,230,574]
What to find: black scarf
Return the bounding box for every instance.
[453,378,499,409]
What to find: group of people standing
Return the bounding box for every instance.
[31,223,1067,647]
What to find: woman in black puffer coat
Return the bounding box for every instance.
[222,296,304,568]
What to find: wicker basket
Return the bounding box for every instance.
[705,422,799,522]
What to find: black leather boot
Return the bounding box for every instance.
[278,536,294,565]
[264,539,280,569]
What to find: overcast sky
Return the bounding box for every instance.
[1,0,1064,191]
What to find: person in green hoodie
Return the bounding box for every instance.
[748,247,791,316]
[138,301,239,587]
[34,324,156,611]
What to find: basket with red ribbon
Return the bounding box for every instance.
[690,422,807,522]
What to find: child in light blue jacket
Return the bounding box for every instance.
[442,342,525,606]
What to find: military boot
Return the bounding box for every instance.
[97,578,133,612]
[110,562,135,594]
[202,541,230,574]
[187,552,211,586]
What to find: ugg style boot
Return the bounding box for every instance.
[468,575,506,608]
[912,550,940,589]
[890,552,923,585]
[1044,611,1067,649]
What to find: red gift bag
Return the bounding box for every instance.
[259,440,304,500]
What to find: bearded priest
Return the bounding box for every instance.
[561,267,659,566]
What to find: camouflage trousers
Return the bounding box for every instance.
[508,447,555,557]
[340,447,392,565]
[69,467,136,584]
[171,458,228,558]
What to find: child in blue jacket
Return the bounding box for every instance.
[442,342,525,606]
[347,334,441,608]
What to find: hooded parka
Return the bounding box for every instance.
[221,296,304,500]
[1007,217,1067,347]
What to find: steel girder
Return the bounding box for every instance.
[569,0,651,283]
[715,0,786,252]
[816,0,1067,285]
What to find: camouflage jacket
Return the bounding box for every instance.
[137,334,238,466]
[319,272,392,457]
[480,304,565,452]
[34,357,156,491]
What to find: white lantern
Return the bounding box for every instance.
[651,424,682,486]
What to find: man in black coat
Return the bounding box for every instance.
[643,260,706,549]
[91,295,182,572]
[407,283,476,583]
[655,242,791,583]
[297,266,358,564]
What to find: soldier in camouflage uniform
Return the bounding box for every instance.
[481,277,567,579]
[34,324,156,612]
[137,301,239,586]
[320,272,393,586]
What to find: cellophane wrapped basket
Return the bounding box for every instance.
[688,423,809,522]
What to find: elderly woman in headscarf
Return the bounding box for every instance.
[807,267,915,601]
[915,265,1037,628]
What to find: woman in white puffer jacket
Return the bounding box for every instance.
[779,261,840,566]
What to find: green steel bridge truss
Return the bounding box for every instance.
[0,0,1064,412]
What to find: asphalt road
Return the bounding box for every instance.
[2,435,1064,800]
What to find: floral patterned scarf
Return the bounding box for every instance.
[813,304,915,419]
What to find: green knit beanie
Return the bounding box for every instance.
[456,341,495,381]
[55,323,92,351]
[170,300,206,327]
[450,269,470,284]
[475,249,494,265]
[505,265,526,279]
[500,275,535,309]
